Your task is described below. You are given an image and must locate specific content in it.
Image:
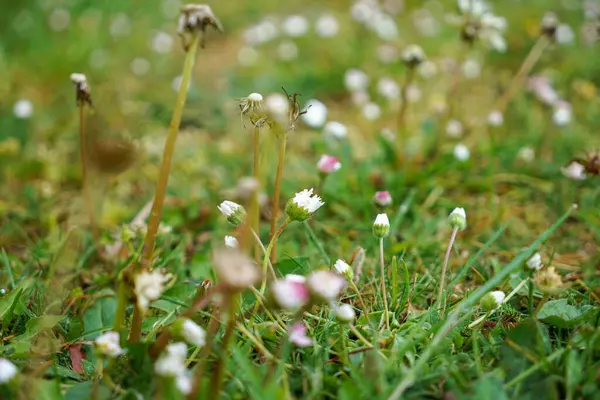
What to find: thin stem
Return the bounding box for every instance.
[112,279,128,331]
[467,277,529,329]
[339,324,348,364]
[128,304,143,342]
[438,227,459,313]
[210,296,237,399]
[303,221,330,265]
[188,306,221,400]
[396,68,414,144]
[534,294,548,317]
[140,33,201,270]
[349,280,371,325]
[251,228,276,281]
[528,276,534,316]
[505,349,565,388]
[493,36,549,113]
[270,133,287,263]
[252,125,261,263]
[236,322,275,360]
[260,219,291,294]
[379,238,390,330]
[472,330,483,376]
[78,103,97,236]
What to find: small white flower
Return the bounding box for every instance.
[458,0,488,17]
[446,119,463,138]
[176,374,192,395]
[315,14,339,37]
[373,191,392,207]
[302,99,328,128]
[517,147,535,163]
[317,155,342,174]
[306,270,346,303]
[334,304,355,323]
[334,259,351,275]
[13,99,33,119]
[0,358,18,384]
[487,110,504,127]
[70,73,87,85]
[217,200,245,226]
[556,24,575,44]
[323,121,348,140]
[282,15,309,37]
[373,213,390,239]
[151,31,174,54]
[453,144,470,162]
[553,103,572,126]
[181,319,206,347]
[277,41,299,61]
[374,213,390,227]
[271,274,310,311]
[417,60,438,79]
[224,236,238,249]
[377,77,400,100]
[561,161,586,180]
[401,44,426,67]
[95,331,125,358]
[213,249,260,290]
[362,102,381,121]
[247,93,263,102]
[481,290,505,311]
[462,59,481,79]
[448,207,467,230]
[344,69,370,92]
[286,188,324,221]
[289,322,312,347]
[134,270,172,311]
[526,253,543,271]
[155,342,188,377]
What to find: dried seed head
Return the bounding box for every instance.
[401,44,426,68]
[177,4,223,49]
[282,87,309,131]
[534,266,565,294]
[70,72,93,107]
[541,12,559,38]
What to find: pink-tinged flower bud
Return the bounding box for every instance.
[306,270,346,304]
[289,321,312,347]
[271,275,310,311]
[373,191,392,207]
[317,155,342,175]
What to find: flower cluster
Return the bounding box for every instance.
[155,343,192,395]
[95,331,125,358]
[134,270,173,311]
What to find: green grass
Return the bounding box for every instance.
[1,1,600,399]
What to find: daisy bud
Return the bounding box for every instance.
[94,331,125,358]
[217,200,246,227]
[306,270,346,304]
[373,191,392,207]
[155,342,188,378]
[453,144,470,162]
[372,213,390,239]
[448,207,467,230]
[213,249,260,290]
[177,4,223,48]
[561,161,586,181]
[271,274,310,311]
[526,253,543,271]
[224,235,238,248]
[334,304,356,324]
[172,318,206,347]
[0,359,17,384]
[333,259,354,281]
[317,155,342,175]
[134,270,173,311]
[70,72,93,107]
[289,321,312,348]
[534,266,564,295]
[285,188,324,222]
[401,44,426,68]
[540,12,559,39]
[480,290,505,311]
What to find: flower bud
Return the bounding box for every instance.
[271,274,310,311]
[70,72,93,107]
[0,358,18,384]
[480,290,505,311]
[172,318,206,347]
[334,304,356,323]
[224,235,238,248]
[401,44,426,68]
[526,253,543,271]
[333,259,354,281]
[540,12,559,39]
[317,155,342,175]
[448,207,467,230]
[285,188,324,222]
[306,270,346,304]
[372,213,390,239]
[289,322,312,347]
[217,200,246,227]
[94,331,125,358]
[373,191,392,207]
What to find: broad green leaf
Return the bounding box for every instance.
[0,278,34,320]
[13,315,64,341]
[65,381,111,400]
[537,299,599,328]
[82,294,117,339]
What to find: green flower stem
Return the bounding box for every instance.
[303,221,330,265]
[396,67,414,157]
[260,218,291,294]
[379,238,390,330]
[78,102,97,238]
[468,277,529,329]
[112,279,128,331]
[528,273,535,316]
[534,294,548,317]
[349,280,371,325]
[188,306,222,400]
[139,33,201,271]
[252,125,261,263]
[339,324,348,364]
[348,324,388,361]
[251,228,276,281]
[437,226,459,315]
[209,296,238,399]
[269,133,287,264]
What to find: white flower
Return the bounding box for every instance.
[151,31,174,54]
[481,290,505,311]
[277,41,298,61]
[181,319,206,347]
[561,161,586,180]
[418,60,438,79]
[217,200,245,226]
[95,331,125,358]
[453,144,470,162]
[213,249,260,290]
[13,99,33,119]
[344,69,370,92]
[323,121,348,140]
[401,44,426,66]
[334,304,355,323]
[373,213,390,238]
[373,191,392,207]
[282,15,309,37]
[289,322,312,347]
[406,84,422,103]
[377,77,400,100]
[458,0,488,17]
[286,188,324,221]
[271,274,310,311]
[224,236,238,249]
[334,259,351,275]
[526,253,543,271]
[155,342,188,377]
[237,46,259,66]
[556,24,575,44]
[306,270,346,303]
[0,359,18,384]
[317,155,342,174]
[553,103,572,126]
[176,374,192,395]
[315,14,339,37]
[265,93,289,120]
[362,102,381,121]
[70,73,87,85]
[487,110,504,127]
[302,99,328,128]
[248,93,263,102]
[462,59,481,79]
[448,207,467,230]
[134,270,172,311]
[446,119,463,138]
[517,147,535,163]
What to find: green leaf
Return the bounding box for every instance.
[82,294,117,339]
[0,278,34,320]
[65,381,111,400]
[537,299,599,328]
[13,315,64,341]
[471,376,508,400]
